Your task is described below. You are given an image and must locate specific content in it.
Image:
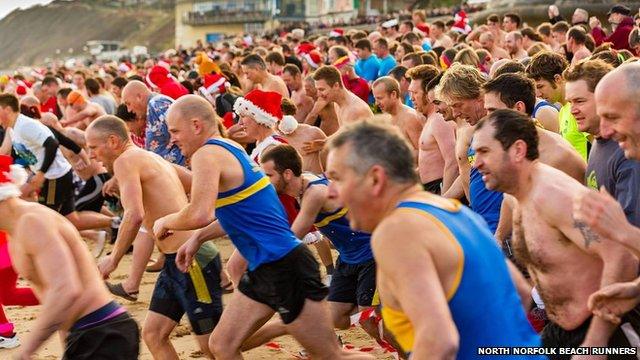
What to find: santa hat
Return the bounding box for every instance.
[0,155,28,202]
[199,73,229,103]
[296,42,316,56]
[278,115,299,135]
[329,28,344,37]
[382,19,398,29]
[415,23,430,36]
[332,55,353,69]
[303,50,322,69]
[15,80,27,96]
[233,89,283,128]
[146,65,172,89]
[451,10,471,34]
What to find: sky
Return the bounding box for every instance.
[0,0,54,21]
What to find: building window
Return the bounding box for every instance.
[244,22,264,33]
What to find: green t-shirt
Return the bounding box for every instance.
[559,103,589,161]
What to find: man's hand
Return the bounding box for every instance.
[589,16,601,29]
[302,139,326,154]
[175,236,201,273]
[548,5,560,18]
[153,215,173,240]
[588,281,640,325]
[102,177,119,197]
[97,255,117,279]
[573,186,630,245]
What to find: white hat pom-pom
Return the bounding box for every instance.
[8,165,28,186]
[279,115,299,135]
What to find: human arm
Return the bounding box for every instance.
[60,107,94,126]
[291,186,326,239]
[442,176,465,200]
[494,195,514,246]
[17,216,83,357]
[573,186,640,259]
[551,188,638,347]
[98,158,144,278]
[590,17,606,46]
[48,126,82,154]
[304,98,328,125]
[171,163,192,194]
[373,212,459,358]
[507,259,533,311]
[535,107,559,133]
[0,127,12,155]
[433,118,458,192]
[154,146,219,238]
[175,220,226,273]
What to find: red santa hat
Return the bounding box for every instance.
[303,50,322,69]
[329,28,344,37]
[199,73,229,103]
[278,115,299,135]
[452,10,471,34]
[15,80,27,96]
[415,23,430,36]
[296,42,316,56]
[146,65,172,89]
[0,155,28,201]
[233,89,283,128]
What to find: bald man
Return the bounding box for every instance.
[60,91,106,128]
[121,80,184,165]
[155,95,372,360]
[0,155,139,359]
[480,32,510,60]
[86,115,222,359]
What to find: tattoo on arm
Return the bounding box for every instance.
[574,219,601,248]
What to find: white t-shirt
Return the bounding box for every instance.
[12,114,71,179]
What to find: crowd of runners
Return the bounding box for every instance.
[2,3,640,359]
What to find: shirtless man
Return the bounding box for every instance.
[61,91,106,128]
[472,109,639,353]
[241,54,289,97]
[279,100,327,174]
[303,74,340,136]
[567,27,592,66]
[324,121,542,359]
[479,32,510,60]
[505,31,528,61]
[86,116,222,359]
[372,77,423,152]
[0,155,139,359]
[281,64,313,122]
[406,65,457,195]
[154,95,371,360]
[312,65,373,127]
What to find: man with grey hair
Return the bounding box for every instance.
[324,120,541,358]
[572,8,590,29]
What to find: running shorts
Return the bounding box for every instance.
[238,244,328,324]
[328,258,376,307]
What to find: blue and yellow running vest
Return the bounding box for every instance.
[206,138,301,271]
[307,176,373,264]
[381,199,541,358]
[467,143,503,233]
